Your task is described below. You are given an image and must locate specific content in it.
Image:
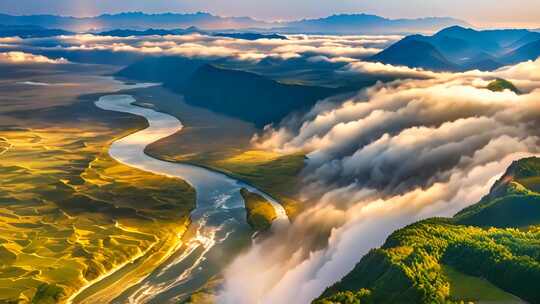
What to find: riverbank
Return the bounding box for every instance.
[82,94,288,303]
[125,86,305,218]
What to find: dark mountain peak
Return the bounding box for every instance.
[393,36,432,47]
[369,37,458,71]
[502,157,540,180]
[372,25,538,71]
[435,25,475,35]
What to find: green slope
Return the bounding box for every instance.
[240,189,277,231]
[315,157,540,304]
[487,78,521,94]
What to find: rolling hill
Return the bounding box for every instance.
[181,64,343,127]
[369,38,458,71]
[315,157,540,304]
[117,59,345,127]
[369,26,540,71]
[115,56,209,84]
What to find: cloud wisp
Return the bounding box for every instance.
[0,51,68,64]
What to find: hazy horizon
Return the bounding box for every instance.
[0,0,539,29]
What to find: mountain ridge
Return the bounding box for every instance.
[0,12,468,34]
[369,25,540,71]
[116,59,347,127]
[315,157,540,304]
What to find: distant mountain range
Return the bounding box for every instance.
[369,26,540,71]
[0,12,268,32]
[212,32,287,41]
[280,14,469,34]
[0,12,468,34]
[98,28,287,40]
[182,64,344,127]
[0,24,72,38]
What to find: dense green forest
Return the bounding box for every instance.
[315,157,540,304]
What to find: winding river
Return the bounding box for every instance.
[93,94,288,303]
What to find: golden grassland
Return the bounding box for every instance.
[153,149,306,219]
[0,124,195,303]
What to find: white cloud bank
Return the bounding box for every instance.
[0,51,68,64]
[218,58,540,304]
[31,33,400,62]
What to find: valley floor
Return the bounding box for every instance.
[0,72,197,303]
[134,86,306,218]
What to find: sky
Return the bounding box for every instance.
[0,0,539,28]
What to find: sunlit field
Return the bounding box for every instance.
[0,101,195,303]
[1,2,540,302]
[187,150,305,218]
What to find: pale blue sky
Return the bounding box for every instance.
[1,0,539,28]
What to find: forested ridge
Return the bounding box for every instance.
[315,157,540,304]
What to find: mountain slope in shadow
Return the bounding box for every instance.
[181,64,344,127]
[369,26,540,71]
[117,59,347,127]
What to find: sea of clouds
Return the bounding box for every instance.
[220,59,540,303]
[0,32,399,64]
[1,32,539,304]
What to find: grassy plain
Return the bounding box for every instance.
[0,70,196,303]
[240,188,277,231]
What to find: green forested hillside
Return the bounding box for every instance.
[487,78,521,94]
[315,157,540,304]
